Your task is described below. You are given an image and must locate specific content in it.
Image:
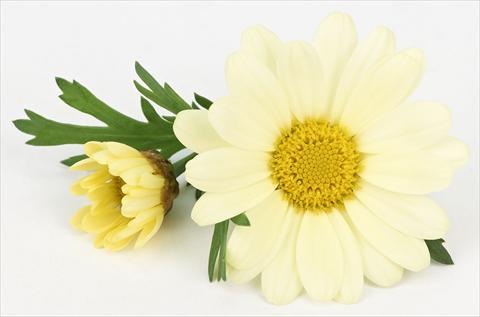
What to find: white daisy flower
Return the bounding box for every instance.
[173,12,468,304]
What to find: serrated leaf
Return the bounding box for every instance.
[194,93,213,109]
[231,213,250,226]
[56,78,137,129]
[134,62,191,114]
[140,97,167,125]
[13,79,185,159]
[61,154,88,166]
[425,239,454,265]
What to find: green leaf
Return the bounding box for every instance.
[56,78,138,129]
[134,62,191,114]
[13,79,185,159]
[194,92,213,109]
[140,97,164,125]
[425,239,454,265]
[172,153,196,177]
[208,222,224,282]
[60,154,88,166]
[231,213,250,226]
[218,220,229,281]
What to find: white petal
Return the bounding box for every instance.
[425,136,469,168]
[355,182,449,239]
[358,102,451,154]
[173,109,230,153]
[360,151,454,194]
[191,178,277,226]
[209,96,280,151]
[261,211,303,305]
[227,191,290,270]
[225,51,291,128]
[240,25,282,73]
[314,12,357,112]
[330,26,396,122]
[340,48,425,134]
[186,147,271,192]
[276,41,325,121]
[296,211,343,301]
[345,199,430,271]
[328,210,363,304]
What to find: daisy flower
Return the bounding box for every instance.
[70,141,178,251]
[173,12,468,304]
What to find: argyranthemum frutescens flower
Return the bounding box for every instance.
[173,12,468,304]
[70,141,178,251]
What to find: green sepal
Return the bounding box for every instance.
[231,213,250,226]
[425,239,454,265]
[195,189,204,200]
[194,92,213,109]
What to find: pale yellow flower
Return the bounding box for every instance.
[70,141,178,251]
[173,13,468,304]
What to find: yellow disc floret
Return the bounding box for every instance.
[270,120,361,212]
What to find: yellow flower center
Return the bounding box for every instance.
[270,120,362,212]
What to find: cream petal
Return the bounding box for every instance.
[276,41,325,121]
[138,173,164,189]
[70,158,101,171]
[103,225,135,251]
[225,51,291,128]
[79,168,112,189]
[358,102,451,154]
[261,210,303,305]
[314,12,357,112]
[81,211,124,234]
[186,147,271,192]
[127,206,163,228]
[70,180,88,196]
[227,190,290,270]
[121,195,161,216]
[355,182,449,239]
[328,210,364,304]
[296,211,343,301]
[71,205,91,230]
[227,264,261,284]
[425,136,469,168]
[173,109,230,153]
[191,178,277,226]
[340,48,425,134]
[134,216,164,248]
[104,142,141,158]
[329,26,396,122]
[108,158,149,176]
[355,228,403,287]
[345,199,430,271]
[360,152,454,194]
[84,141,106,158]
[240,25,282,73]
[119,165,154,185]
[209,96,280,151]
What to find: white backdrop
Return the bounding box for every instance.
[1,1,479,316]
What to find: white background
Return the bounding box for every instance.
[1,1,479,316]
